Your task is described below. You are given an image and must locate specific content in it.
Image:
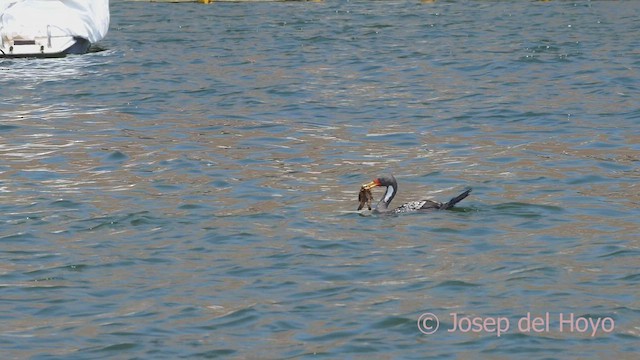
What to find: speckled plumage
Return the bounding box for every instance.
[392,200,443,214]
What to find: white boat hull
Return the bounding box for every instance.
[0,0,108,58]
[1,34,90,58]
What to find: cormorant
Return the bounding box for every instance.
[359,175,471,214]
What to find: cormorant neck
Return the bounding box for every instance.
[376,184,396,210]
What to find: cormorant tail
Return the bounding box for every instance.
[440,188,472,210]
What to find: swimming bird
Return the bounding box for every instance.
[359,175,471,214]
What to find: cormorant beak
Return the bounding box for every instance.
[362,179,380,190]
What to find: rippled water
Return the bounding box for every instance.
[1,1,639,358]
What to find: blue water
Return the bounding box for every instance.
[1,1,639,358]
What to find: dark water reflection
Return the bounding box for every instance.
[1,1,639,358]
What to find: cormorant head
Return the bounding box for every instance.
[362,175,398,210]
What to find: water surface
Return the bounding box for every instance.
[1,1,639,358]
